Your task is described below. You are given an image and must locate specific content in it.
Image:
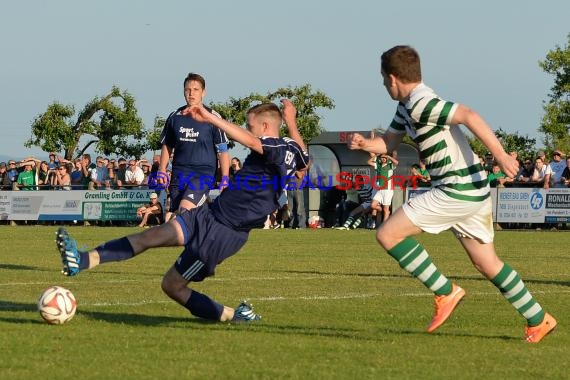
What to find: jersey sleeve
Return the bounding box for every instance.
[284,137,310,171]
[387,105,408,135]
[159,110,178,148]
[408,97,457,128]
[207,108,229,153]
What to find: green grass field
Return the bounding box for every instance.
[1,226,568,379]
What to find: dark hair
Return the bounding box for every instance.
[381,45,422,83]
[184,73,206,89]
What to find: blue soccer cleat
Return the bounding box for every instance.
[232,300,261,322]
[56,227,81,276]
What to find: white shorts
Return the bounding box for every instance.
[402,187,494,243]
[373,189,394,206]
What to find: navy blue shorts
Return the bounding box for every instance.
[173,205,249,282]
[169,174,210,213]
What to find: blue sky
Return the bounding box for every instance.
[1,0,568,161]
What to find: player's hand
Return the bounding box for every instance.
[347,133,365,150]
[182,104,211,122]
[496,152,519,179]
[281,99,297,125]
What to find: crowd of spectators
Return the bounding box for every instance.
[480,149,569,189]
[403,149,570,190]
[0,153,164,191]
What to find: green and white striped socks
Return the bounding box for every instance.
[491,263,544,326]
[387,237,452,296]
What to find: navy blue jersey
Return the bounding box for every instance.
[211,136,309,231]
[160,106,229,177]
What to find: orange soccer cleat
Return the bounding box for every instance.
[525,313,557,343]
[427,284,465,333]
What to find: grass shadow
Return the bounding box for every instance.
[0,263,43,271]
[281,270,570,287]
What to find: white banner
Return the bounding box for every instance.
[0,190,166,221]
[496,188,545,223]
[404,187,570,224]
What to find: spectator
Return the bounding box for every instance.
[561,157,570,187]
[517,159,534,183]
[136,192,164,228]
[81,154,97,189]
[16,161,36,190]
[37,161,52,189]
[417,159,431,187]
[124,159,144,188]
[0,162,11,190]
[115,158,128,188]
[548,149,566,188]
[140,160,152,186]
[531,156,552,188]
[410,163,431,187]
[229,157,242,181]
[7,160,19,185]
[536,150,548,165]
[487,163,506,187]
[106,160,116,189]
[70,158,83,189]
[47,152,59,171]
[89,156,109,190]
[370,153,399,225]
[336,175,373,230]
[286,169,307,229]
[53,163,72,190]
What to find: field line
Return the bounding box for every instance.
[62,289,570,307]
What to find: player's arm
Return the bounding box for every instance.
[451,104,518,178]
[217,151,230,189]
[159,145,172,174]
[187,105,263,154]
[214,128,231,184]
[383,153,399,166]
[281,99,306,153]
[348,131,402,156]
[281,99,310,172]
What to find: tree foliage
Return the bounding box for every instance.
[26,86,148,160]
[539,33,570,153]
[467,128,536,160]
[148,115,165,151]
[209,84,335,146]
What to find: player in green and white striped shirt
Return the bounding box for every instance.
[348,45,556,343]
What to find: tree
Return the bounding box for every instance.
[147,115,165,151]
[467,128,536,160]
[209,84,335,146]
[539,33,570,154]
[26,86,148,160]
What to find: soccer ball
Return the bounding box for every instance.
[37,286,77,324]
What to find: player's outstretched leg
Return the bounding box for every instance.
[55,227,82,276]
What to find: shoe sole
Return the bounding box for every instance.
[56,227,79,276]
[56,228,70,274]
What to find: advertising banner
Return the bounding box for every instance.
[496,188,545,223]
[0,189,164,221]
[544,188,570,223]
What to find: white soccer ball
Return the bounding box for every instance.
[37,286,77,324]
